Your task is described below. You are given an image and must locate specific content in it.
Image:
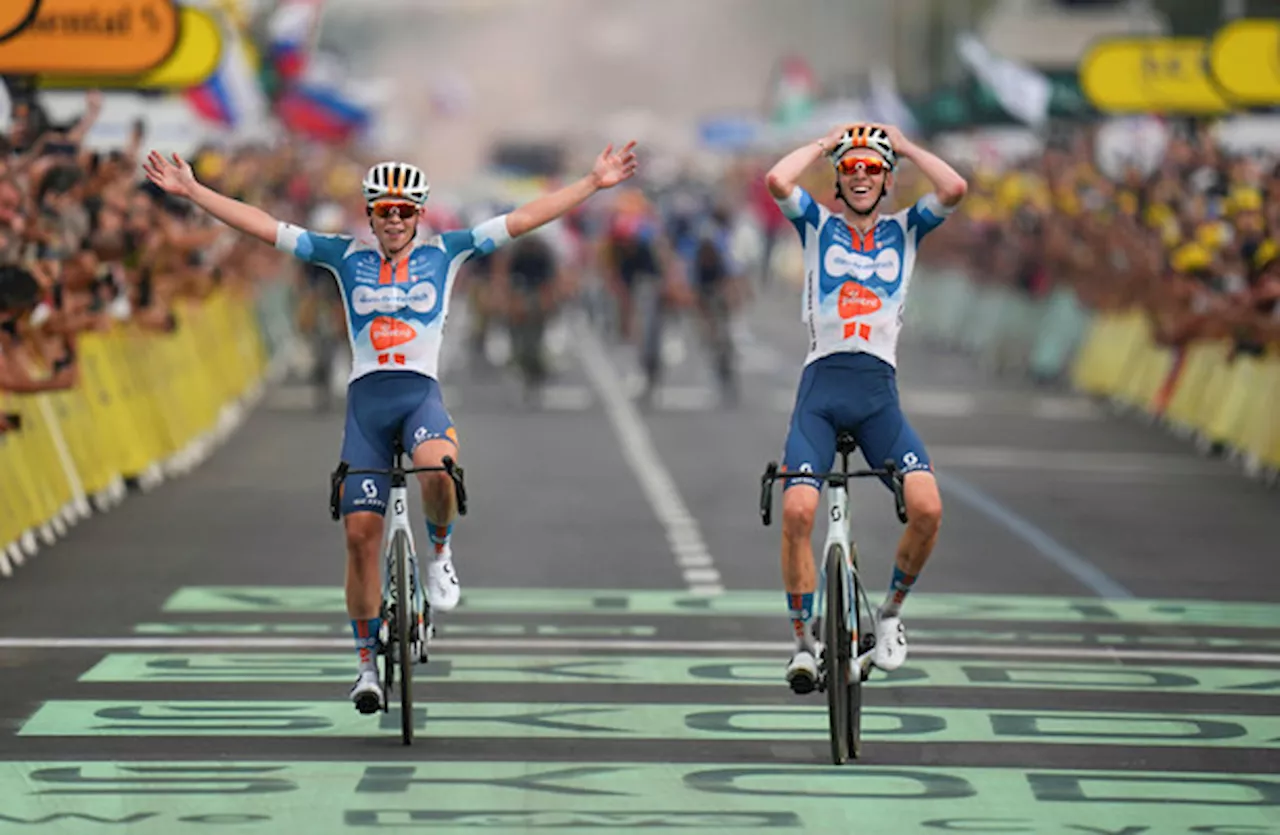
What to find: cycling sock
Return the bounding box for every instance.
[880,565,917,619]
[428,523,452,557]
[351,617,381,674]
[786,592,816,650]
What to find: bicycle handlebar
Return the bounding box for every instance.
[329,456,468,521]
[759,460,908,527]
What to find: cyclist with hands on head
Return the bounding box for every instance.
[143,141,639,713]
[764,123,966,692]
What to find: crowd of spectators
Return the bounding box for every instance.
[0,81,369,438]
[923,122,1280,360]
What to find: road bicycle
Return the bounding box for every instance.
[329,438,467,745]
[759,431,907,763]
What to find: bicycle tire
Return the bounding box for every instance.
[823,543,850,765]
[848,547,865,760]
[392,531,414,745]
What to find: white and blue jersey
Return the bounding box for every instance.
[776,186,951,369]
[275,216,511,382]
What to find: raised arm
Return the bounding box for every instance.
[142,151,281,246]
[506,142,637,239]
[766,125,848,199]
[878,124,967,207]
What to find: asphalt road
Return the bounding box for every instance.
[1,287,1278,835]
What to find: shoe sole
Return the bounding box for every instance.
[353,691,383,715]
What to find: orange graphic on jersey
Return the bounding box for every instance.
[838,281,882,319]
[371,317,416,351]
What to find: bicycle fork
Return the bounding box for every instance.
[382,485,430,656]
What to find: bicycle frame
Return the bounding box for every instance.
[817,480,878,680]
[383,466,425,645]
[760,451,908,678]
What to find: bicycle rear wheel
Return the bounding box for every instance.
[391,531,414,745]
[823,543,851,765]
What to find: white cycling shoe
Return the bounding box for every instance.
[873,616,908,671]
[785,648,819,694]
[350,669,384,715]
[426,552,461,612]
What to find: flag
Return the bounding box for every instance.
[274,52,370,143]
[184,10,269,133]
[267,0,323,85]
[956,34,1052,129]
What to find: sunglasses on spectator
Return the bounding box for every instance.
[837,156,888,177]
[370,202,420,220]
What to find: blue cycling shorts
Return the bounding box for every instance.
[339,371,456,516]
[781,352,932,491]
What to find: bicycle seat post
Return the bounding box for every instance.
[835,432,857,481]
[390,438,407,489]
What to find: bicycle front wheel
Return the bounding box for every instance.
[391,531,414,745]
[823,543,851,765]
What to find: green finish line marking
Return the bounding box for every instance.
[79,653,1280,695]
[18,701,1280,747]
[160,587,1280,629]
[132,623,658,638]
[131,623,1280,651]
[0,762,1278,835]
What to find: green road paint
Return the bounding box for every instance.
[79,653,1280,695]
[161,587,1280,629]
[132,623,657,638]
[18,701,1280,747]
[132,623,1280,650]
[0,762,1278,835]
[910,627,1280,652]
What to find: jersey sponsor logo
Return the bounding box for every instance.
[824,245,901,283]
[352,283,439,316]
[370,317,417,351]
[838,281,883,319]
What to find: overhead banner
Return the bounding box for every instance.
[0,0,179,75]
[0,0,41,43]
[1209,19,1280,106]
[40,7,221,89]
[1079,37,1231,115]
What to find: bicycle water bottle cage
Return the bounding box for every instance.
[328,462,350,522]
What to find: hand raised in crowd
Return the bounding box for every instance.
[142,151,199,201]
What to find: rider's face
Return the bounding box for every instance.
[837,151,892,214]
[369,201,420,254]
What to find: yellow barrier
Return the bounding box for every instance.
[1071,312,1280,474]
[1,289,268,567]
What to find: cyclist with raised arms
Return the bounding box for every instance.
[143,141,638,712]
[764,124,966,691]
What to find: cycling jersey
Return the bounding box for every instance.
[776,186,952,369]
[276,216,510,382]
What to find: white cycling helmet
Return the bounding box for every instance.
[829,125,897,171]
[362,161,431,205]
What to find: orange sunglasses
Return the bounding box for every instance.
[837,156,888,177]
[370,201,420,219]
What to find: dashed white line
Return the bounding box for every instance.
[574,323,723,594]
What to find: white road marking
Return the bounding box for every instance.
[575,325,723,595]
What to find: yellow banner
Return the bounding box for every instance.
[1209,19,1280,106]
[0,0,178,75]
[0,0,40,43]
[1080,37,1232,114]
[39,6,221,89]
